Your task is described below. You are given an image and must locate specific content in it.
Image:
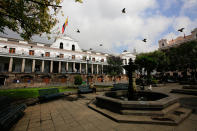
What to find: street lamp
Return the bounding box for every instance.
[86,58,90,86]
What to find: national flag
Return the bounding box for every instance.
[62,17,68,34]
[75,0,83,3]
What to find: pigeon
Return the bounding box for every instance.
[3,46,7,48]
[77,29,80,33]
[122,8,126,13]
[99,44,103,46]
[89,48,92,50]
[178,28,184,32]
[75,0,83,3]
[142,39,147,43]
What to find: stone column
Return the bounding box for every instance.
[101,64,103,74]
[66,62,68,72]
[21,58,25,73]
[8,57,13,72]
[41,60,45,73]
[91,64,93,74]
[58,61,61,73]
[73,62,75,72]
[32,59,35,73]
[79,63,82,73]
[123,59,126,74]
[50,61,53,73]
[97,64,99,74]
[86,63,88,74]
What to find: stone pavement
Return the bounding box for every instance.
[11,84,197,131]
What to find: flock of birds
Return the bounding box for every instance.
[74,0,185,47]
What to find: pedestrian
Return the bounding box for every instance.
[148,85,152,91]
[90,82,96,93]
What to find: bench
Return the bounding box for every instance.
[78,85,93,94]
[111,83,128,91]
[0,96,26,130]
[38,88,64,101]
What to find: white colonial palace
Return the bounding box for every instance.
[0,35,135,86]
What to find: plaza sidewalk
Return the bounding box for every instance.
[11,84,197,131]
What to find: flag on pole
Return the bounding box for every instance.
[62,17,68,34]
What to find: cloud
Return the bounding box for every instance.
[162,0,178,11]
[172,16,197,35]
[180,0,197,16]
[55,0,173,54]
[163,32,179,41]
[1,0,197,55]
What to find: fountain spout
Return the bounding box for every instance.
[123,58,137,100]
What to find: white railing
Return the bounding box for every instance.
[0,49,107,65]
[0,48,9,53]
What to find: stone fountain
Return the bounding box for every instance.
[88,59,191,125]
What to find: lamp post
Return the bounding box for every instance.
[141,68,146,90]
[86,58,90,86]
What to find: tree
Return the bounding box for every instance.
[135,53,157,84]
[0,0,62,40]
[165,40,197,81]
[149,50,169,73]
[106,56,123,82]
[74,75,82,85]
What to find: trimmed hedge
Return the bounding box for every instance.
[74,75,83,85]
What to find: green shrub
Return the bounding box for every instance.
[74,75,83,85]
[151,79,158,84]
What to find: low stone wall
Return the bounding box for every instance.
[2,83,47,89]
[0,73,128,88]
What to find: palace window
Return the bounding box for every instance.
[72,55,75,60]
[92,58,95,62]
[60,42,63,49]
[45,52,50,57]
[29,50,34,56]
[101,59,104,62]
[60,54,64,58]
[162,43,164,46]
[9,48,15,54]
[72,45,75,51]
[35,65,40,72]
[83,56,86,60]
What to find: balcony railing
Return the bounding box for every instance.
[0,48,107,65]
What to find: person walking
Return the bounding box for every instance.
[90,82,96,93]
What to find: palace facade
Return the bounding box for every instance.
[0,35,135,87]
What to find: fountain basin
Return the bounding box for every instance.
[95,90,178,115]
[88,90,192,125]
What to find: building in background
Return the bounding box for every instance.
[159,28,197,50]
[0,35,135,87]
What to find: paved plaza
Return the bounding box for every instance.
[11,84,197,131]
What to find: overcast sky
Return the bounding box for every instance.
[1,0,197,54]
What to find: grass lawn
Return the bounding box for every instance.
[0,87,77,99]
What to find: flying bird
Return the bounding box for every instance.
[178,28,184,32]
[99,44,103,46]
[122,8,126,13]
[75,0,83,3]
[142,39,147,43]
[77,29,80,33]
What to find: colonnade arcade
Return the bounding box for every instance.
[0,57,105,75]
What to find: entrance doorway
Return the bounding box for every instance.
[0,77,5,86]
[53,62,58,73]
